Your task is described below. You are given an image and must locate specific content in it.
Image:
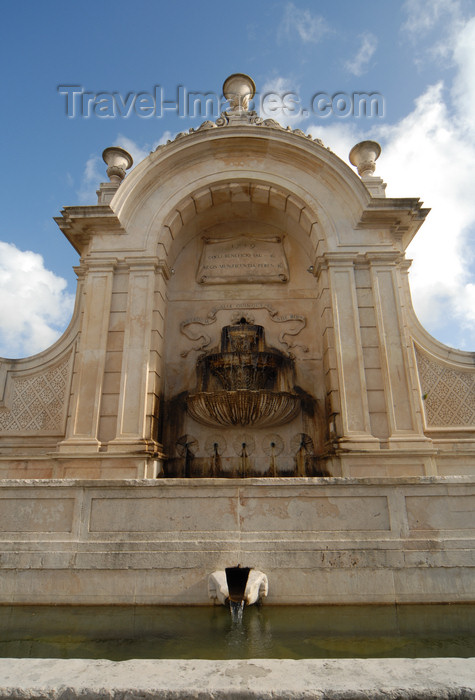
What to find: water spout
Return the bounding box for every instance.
[225,566,251,603]
[295,443,306,477]
[208,569,268,606]
[239,443,250,477]
[210,442,221,477]
[269,441,277,477]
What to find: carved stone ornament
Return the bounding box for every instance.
[0,354,72,434]
[262,434,284,456]
[102,146,133,183]
[180,304,308,357]
[232,433,256,456]
[349,140,381,178]
[208,569,268,606]
[175,434,199,457]
[204,435,227,455]
[152,73,330,152]
[416,347,475,427]
[222,73,256,113]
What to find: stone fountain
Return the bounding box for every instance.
[187,318,301,428]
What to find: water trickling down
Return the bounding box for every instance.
[229,600,245,624]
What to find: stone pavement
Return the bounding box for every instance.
[0,657,474,699]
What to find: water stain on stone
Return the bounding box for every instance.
[224,661,271,680]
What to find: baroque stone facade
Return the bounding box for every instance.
[0,74,474,604]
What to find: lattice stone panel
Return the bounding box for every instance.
[0,355,71,433]
[415,347,475,427]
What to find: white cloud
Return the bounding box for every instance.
[307,120,359,157]
[376,81,475,347]
[279,3,331,44]
[403,0,462,36]
[452,16,475,134]
[77,154,102,204]
[113,134,150,166]
[402,0,464,62]
[0,242,74,359]
[305,11,475,350]
[259,76,305,126]
[344,33,378,76]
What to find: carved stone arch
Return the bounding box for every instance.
[144,178,334,277]
[112,127,366,257]
[154,180,329,272]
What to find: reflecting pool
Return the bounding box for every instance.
[1,604,474,660]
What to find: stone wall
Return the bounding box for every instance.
[0,476,473,605]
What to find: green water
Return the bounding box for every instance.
[1,604,474,660]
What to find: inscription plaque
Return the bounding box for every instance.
[197,235,289,284]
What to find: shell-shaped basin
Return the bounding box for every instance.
[186,389,300,428]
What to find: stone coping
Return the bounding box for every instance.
[0,475,474,487]
[0,658,474,699]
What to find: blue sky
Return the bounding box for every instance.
[1,0,475,357]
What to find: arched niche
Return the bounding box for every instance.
[154,178,329,477]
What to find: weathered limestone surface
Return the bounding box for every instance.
[0,658,474,699]
[0,74,474,610]
[1,82,475,478]
[0,476,473,605]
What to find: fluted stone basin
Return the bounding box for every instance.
[202,352,280,390]
[187,389,300,427]
[187,319,301,428]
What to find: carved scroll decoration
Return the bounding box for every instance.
[180,303,308,357]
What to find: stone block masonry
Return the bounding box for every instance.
[0,476,473,605]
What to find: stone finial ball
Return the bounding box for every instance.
[223,73,256,111]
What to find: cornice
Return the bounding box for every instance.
[54,205,125,255]
[356,198,430,250]
[313,250,406,278]
[75,255,172,280]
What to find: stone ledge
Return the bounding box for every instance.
[1,474,474,487]
[0,658,473,699]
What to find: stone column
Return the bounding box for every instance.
[323,254,379,449]
[147,262,169,451]
[369,254,431,449]
[59,260,115,452]
[108,259,159,452]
